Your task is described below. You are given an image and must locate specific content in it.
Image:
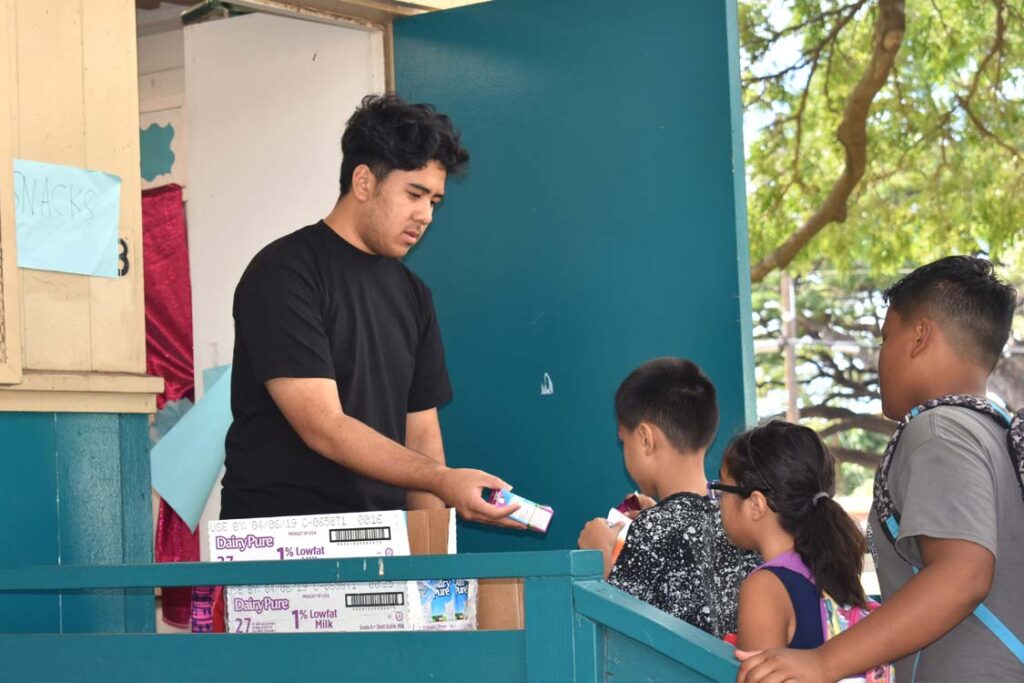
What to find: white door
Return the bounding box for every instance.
[185,12,385,387]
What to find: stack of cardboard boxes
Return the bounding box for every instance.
[208,509,522,633]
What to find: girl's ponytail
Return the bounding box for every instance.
[723,421,868,608]
[795,494,867,608]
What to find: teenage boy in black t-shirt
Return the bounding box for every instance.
[221,95,520,528]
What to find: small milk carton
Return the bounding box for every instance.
[483,489,553,533]
[606,507,633,566]
[412,578,477,631]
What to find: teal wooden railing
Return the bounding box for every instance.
[0,550,738,682]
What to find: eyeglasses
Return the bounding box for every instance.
[706,480,757,502]
[706,479,777,511]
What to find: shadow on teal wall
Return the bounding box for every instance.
[0,413,153,633]
[396,0,755,552]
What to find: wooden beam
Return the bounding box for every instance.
[0,370,164,413]
[0,0,23,385]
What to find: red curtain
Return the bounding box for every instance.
[143,184,195,409]
[142,183,199,629]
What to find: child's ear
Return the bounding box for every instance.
[748,491,770,520]
[637,422,655,455]
[909,319,933,359]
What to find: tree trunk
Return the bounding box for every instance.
[750,0,906,282]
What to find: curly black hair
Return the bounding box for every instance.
[338,94,469,196]
[884,256,1018,370]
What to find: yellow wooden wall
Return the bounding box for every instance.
[0,0,161,411]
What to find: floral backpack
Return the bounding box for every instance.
[725,551,893,682]
[871,395,1024,666]
[774,551,892,682]
[821,594,891,682]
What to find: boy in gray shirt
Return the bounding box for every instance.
[737,256,1022,682]
[872,404,1022,680]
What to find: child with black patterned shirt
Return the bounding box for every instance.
[577,358,759,638]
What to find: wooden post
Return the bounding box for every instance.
[781,271,800,422]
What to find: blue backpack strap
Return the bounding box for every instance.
[872,395,1024,667]
[885,514,1024,664]
[975,604,1024,662]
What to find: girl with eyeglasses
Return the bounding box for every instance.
[708,420,867,652]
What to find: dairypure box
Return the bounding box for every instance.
[225,581,410,633]
[209,509,411,563]
[208,508,476,633]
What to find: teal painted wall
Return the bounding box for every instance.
[395,0,755,552]
[0,413,154,633]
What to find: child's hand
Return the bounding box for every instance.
[735,647,831,683]
[577,517,622,553]
[578,518,624,578]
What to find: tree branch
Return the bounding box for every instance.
[964,0,1006,104]
[751,0,906,282]
[830,446,882,468]
[908,0,1020,165]
[743,1,867,87]
[957,96,1023,160]
[767,405,894,432]
[952,0,1022,161]
[791,59,820,187]
[819,415,896,437]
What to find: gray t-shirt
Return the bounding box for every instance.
[868,405,1024,682]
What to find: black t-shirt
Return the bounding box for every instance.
[607,493,760,637]
[220,221,452,520]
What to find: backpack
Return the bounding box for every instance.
[722,595,892,682]
[821,595,891,682]
[871,394,1024,665]
[751,551,893,682]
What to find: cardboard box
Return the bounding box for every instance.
[406,510,524,630]
[210,509,420,633]
[225,580,410,633]
[209,509,415,563]
[209,509,524,632]
[477,578,524,630]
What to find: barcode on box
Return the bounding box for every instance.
[345,592,405,608]
[329,527,392,543]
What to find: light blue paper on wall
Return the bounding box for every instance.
[151,366,233,531]
[202,364,230,394]
[13,158,121,277]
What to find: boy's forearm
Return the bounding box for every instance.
[318,412,449,494]
[819,560,987,679]
[405,409,447,510]
[268,377,449,494]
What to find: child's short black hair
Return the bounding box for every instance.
[339,94,470,196]
[884,256,1017,370]
[614,358,719,452]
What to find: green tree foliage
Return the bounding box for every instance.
[741,0,1024,281]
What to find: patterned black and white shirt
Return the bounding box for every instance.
[607,492,760,638]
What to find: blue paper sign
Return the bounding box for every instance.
[13,158,121,277]
[151,365,233,531]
